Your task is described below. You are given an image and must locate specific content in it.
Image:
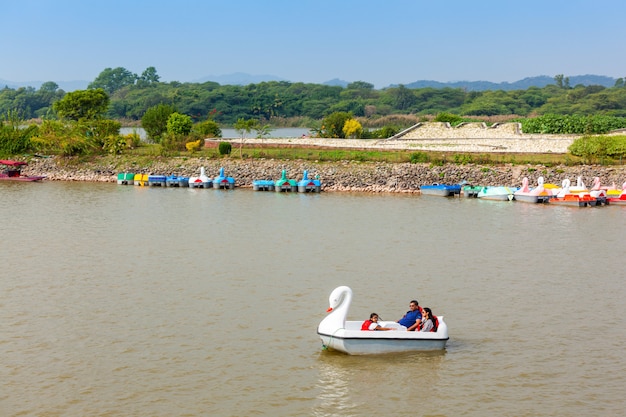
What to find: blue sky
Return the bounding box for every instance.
[2,0,625,88]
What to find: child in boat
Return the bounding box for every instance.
[361,313,394,331]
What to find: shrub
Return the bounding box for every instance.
[80,119,122,148]
[0,111,38,155]
[161,133,187,151]
[434,112,463,125]
[186,139,202,152]
[102,135,127,154]
[569,134,626,163]
[521,114,626,134]
[320,111,353,138]
[30,120,95,156]
[123,132,142,148]
[218,141,232,155]
[409,152,429,163]
[195,119,222,137]
[167,112,193,136]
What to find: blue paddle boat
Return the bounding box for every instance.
[148,174,167,187]
[213,167,235,189]
[178,176,189,187]
[297,170,322,193]
[166,174,181,187]
[420,183,462,197]
[252,179,275,191]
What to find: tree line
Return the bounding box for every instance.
[4,67,626,126]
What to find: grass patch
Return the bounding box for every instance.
[113,143,590,166]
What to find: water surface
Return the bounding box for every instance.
[1,182,624,416]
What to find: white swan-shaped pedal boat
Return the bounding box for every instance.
[317,286,449,355]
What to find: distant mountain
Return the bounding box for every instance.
[0,78,88,91]
[192,72,287,85]
[0,73,619,92]
[400,75,617,91]
[323,78,349,87]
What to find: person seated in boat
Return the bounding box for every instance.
[397,300,423,331]
[361,313,394,331]
[418,307,437,332]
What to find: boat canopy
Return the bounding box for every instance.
[0,160,28,166]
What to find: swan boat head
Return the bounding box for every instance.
[318,286,352,335]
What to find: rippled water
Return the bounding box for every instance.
[1,182,625,416]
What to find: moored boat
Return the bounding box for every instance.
[317,286,448,355]
[513,177,552,203]
[148,174,166,187]
[297,170,321,193]
[0,160,45,182]
[420,183,462,197]
[189,167,211,188]
[606,181,626,205]
[133,173,149,186]
[477,185,515,201]
[275,170,297,192]
[252,179,275,191]
[462,185,482,198]
[550,179,598,207]
[212,167,235,189]
[117,172,134,185]
[589,177,608,205]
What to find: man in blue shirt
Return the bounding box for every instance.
[397,300,422,331]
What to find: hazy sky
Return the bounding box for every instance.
[2,0,625,88]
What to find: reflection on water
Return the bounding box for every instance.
[1,182,625,416]
[314,351,445,417]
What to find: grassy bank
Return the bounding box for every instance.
[116,143,588,167]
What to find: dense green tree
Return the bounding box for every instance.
[40,81,59,92]
[89,67,138,94]
[53,88,109,120]
[141,103,176,142]
[139,66,160,85]
[388,85,417,111]
[166,112,193,136]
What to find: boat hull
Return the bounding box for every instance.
[420,184,461,197]
[318,320,448,355]
[513,194,550,204]
[0,176,45,182]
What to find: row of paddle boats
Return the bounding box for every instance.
[118,168,322,193]
[117,167,235,189]
[252,170,321,193]
[421,177,626,207]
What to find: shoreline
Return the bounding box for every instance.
[23,154,626,193]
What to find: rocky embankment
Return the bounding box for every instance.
[24,156,626,193]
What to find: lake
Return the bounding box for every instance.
[1,181,625,416]
[120,127,312,141]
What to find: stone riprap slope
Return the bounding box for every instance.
[25,156,626,194]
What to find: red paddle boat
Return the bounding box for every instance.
[0,160,45,182]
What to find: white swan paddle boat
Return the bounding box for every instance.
[317,286,449,355]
